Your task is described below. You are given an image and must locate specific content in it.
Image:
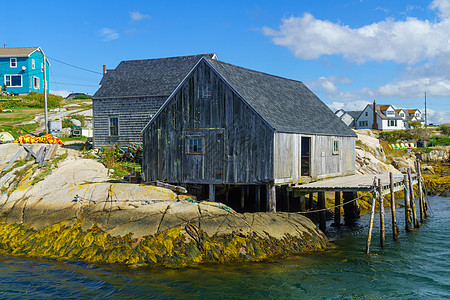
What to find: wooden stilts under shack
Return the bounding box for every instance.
[333,191,341,227]
[209,184,215,202]
[256,185,261,211]
[318,191,326,232]
[366,178,377,254]
[299,193,306,212]
[416,161,424,223]
[378,178,385,249]
[404,174,413,231]
[307,193,313,210]
[408,168,420,228]
[240,187,245,210]
[224,185,229,205]
[343,191,359,225]
[389,172,399,240]
[268,184,276,212]
[281,185,288,212]
[288,188,295,212]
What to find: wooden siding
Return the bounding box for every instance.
[274,132,355,184]
[92,96,166,148]
[142,61,274,184]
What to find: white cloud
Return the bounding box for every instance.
[327,100,370,112]
[263,1,450,64]
[306,76,353,93]
[50,90,70,98]
[99,28,119,41]
[130,11,150,21]
[427,109,450,124]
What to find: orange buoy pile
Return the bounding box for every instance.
[14,134,64,145]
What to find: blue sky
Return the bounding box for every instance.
[2,0,449,124]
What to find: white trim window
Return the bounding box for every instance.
[4,74,22,87]
[198,85,211,98]
[33,76,40,89]
[332,140,340,155]
[41,63,44,72]
[32,59,35,69]
[109,117,119,136]
[10,58,17,68]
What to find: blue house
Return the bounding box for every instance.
[0,47,49,94]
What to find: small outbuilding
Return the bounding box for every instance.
[141,57,356,211]
[92,54,217,148]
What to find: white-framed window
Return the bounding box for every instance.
[33,77,40,89]
[198,85,211,98]
[109,117,119,136]
[4,74,22,87]
[41,63,44,72]
[32,59,35,69]
[10,58,17,68]
[332,140,339,155]
[386,110,394,116]
[365,112,368,116]
[389,120,397,127]
[187,136,204,154]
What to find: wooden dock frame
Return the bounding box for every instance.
[291,173,419,232]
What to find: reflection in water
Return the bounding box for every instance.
[0,196,449,299]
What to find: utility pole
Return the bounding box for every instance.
[43,53,48,134]
[424,91,427,128]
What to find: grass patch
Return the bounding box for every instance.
[0,123,39,139]
[99,144,141,179]
[0,108,42,126]
[0,93,63,109]
[61,136,88,141]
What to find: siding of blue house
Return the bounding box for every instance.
[0,47,49,94]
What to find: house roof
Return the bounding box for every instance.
[93,53,218,98]
[0,47,41,57]
[369,104,403,120]
[347,111,362,119]
[205,58,356,137]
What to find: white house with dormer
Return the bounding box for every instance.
[355,101,405,130]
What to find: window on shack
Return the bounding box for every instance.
[109,117,119,136]
[197,85,211,98]
[332,140,339,155]
[187,136,204,154]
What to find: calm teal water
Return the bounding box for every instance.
[0,196,449,299]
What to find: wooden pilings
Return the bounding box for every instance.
[343,191,359,224]
[389,172,399,240]
[256,185,261,211]
[209,184,215,202]
[365,178,377,254]
[267,184,276,212]
[318,191,326,232]
[299,193,306,212]
[408,168,420,228]
[334,191,341,226]
[404,174,413,232]
[416,161,425,222]
[378,179,385,249]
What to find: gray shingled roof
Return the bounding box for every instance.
[347,111,362,119]
[206,59,356,137]
[93,54,217,98]
[0,47,40,57]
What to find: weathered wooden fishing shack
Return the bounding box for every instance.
[92,54,217,148]
[141,57,357,211]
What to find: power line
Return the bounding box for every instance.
[47,56,103,75]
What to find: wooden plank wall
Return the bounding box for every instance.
[142,61,274,184]
[92,96,167,149]
[274,132,355,184]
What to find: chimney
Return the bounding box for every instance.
[103,64,106,75]
[3,44,6,48]
[372,100,379,130]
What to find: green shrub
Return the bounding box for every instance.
[439,124,450,136]
[73,94,91,99]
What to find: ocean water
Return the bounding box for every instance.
[0,196,449,299]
